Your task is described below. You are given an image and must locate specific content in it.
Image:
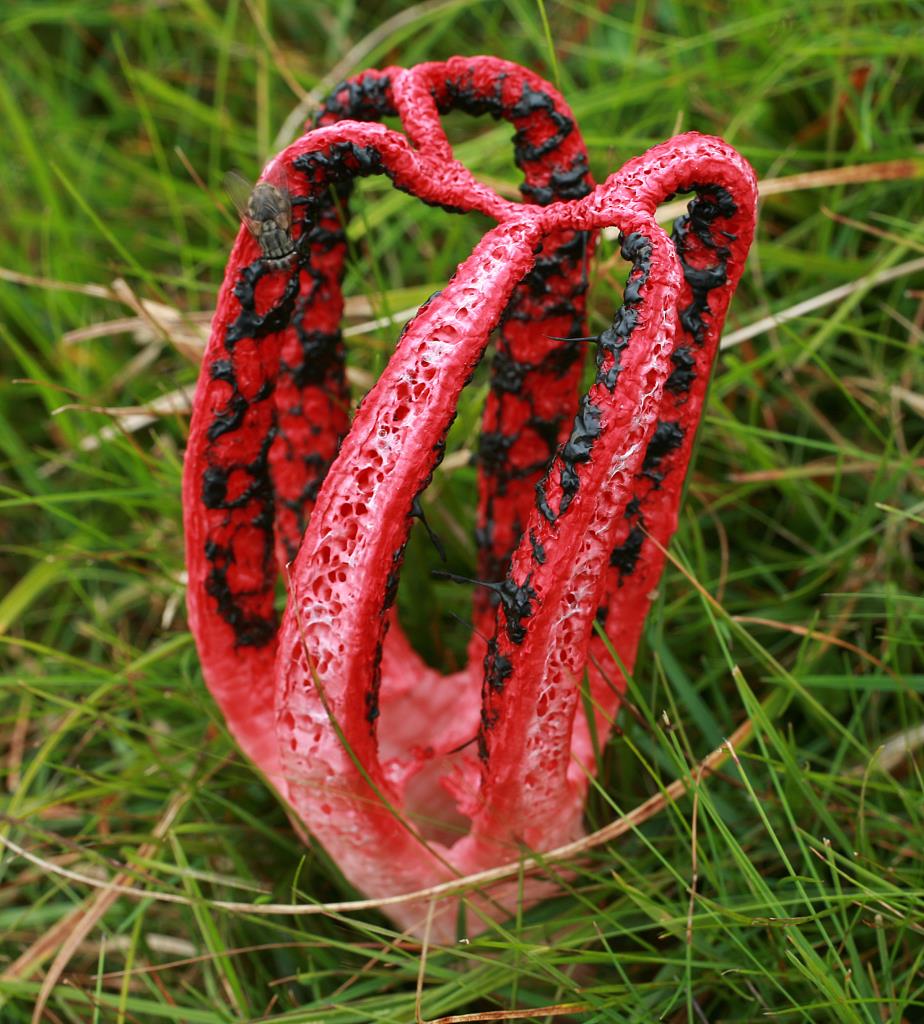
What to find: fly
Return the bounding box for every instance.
[226,166,296,268]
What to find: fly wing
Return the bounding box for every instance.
[259,161,293,229]
[224,170,258,233]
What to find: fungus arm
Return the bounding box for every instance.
[183,121,503,792]
[468,135,758,856]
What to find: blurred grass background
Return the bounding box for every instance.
[1,0,923,1021]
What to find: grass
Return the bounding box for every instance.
[1,0,923,1021]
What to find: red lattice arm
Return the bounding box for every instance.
[184,120,509,794]
[583,149,759,760]
[471,138,758,862]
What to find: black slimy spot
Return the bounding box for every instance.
[226,259,302,349]
[479,430,515,474]
[210,359,234,382]
[490,349,530,394]
[433,568,536,643]
[207,391,249,442]
[643,420,685,473]
[610,525,645,580]
[204,540,277,648]
[557,397,603,516]
[595,232,653,392]
[527,414,565,450]
[509,81,575,164]
[383,541,407,613]
[521,153,592,205]
[535,476,557,524]
[286,326,344,389]
[484,637,514,692]
[202,467,229,509]
[496,574,536,644]
[316,73,395,125]
[672,184,736,346]
[666,346,696,394]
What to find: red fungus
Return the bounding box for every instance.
[183,57,757,940]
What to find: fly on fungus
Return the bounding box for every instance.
[225,163,296,268]
[184,56,757,941]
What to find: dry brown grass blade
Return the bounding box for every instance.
[3,789,187,1024]
[600,157,924,240]
[4,746,232,1022]
[729,457,924,483]
[720,255,924,350]
[415,899,437,1024]
[685,767,703,949]
[757,158,923,195]
[108,279,209,362]
[53,386,196,426]
[6,694,30,793]
[51,385,196,456]
[731,615,897,679]
[0,714,753,926]
[821,206,924,254]
[46,299,419,462]
[853,722,924,776]
[64,311,205,351]
[0,266,114,298]
[425,1004,592,1023]
[48,363,373,463]
[890,385,924,418]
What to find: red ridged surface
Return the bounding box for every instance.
[183,57,757,940]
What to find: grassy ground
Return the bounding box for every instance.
[1,0,923,1021]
